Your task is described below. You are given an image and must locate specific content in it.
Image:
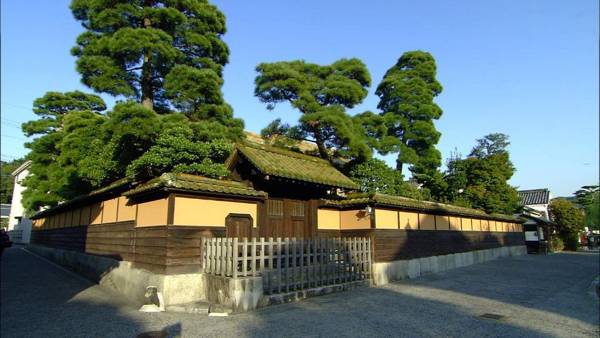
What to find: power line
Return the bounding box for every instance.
[1,134,28,141]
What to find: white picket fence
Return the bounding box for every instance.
[202,237,372,294]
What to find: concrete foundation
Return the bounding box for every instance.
[25,245,205,307]
[203,274,264,312]
[372,245,527,285]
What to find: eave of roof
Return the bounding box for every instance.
[321,193,522,222]
[11,160,32,177]
[227,142,358,190]
[518,189,550,205]
[123,173,267,199]
[31,176,136,219]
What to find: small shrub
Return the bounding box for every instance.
[549,236,564,252]
[561,231,580,251]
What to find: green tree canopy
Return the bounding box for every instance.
[441,133,521,214]
[254,58,372,162]
[70,0,230,114]
[374,51,443,181]
[549,199,585,233]
[574,185,599,231]
[348,158,422,199]
[21,91,107,212]
[126,124,231,180]
[1,158,26,204]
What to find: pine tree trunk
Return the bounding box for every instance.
[313,127,330,161]
[141,15,153,110]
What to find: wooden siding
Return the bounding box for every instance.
[31,223,225,274]
[328,229,525,262]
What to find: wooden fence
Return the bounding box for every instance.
[202,237,371,294]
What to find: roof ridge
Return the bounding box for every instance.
[238,141,330,165]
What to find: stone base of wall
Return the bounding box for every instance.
[372,245,527,285]
[25,245,205,307]
[204,274,264,312]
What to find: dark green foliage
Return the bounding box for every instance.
[574,185,599,230]
[375,51,443,180]
[20,1,245,212]
[0,158,26,204]
[70,0,230,112]
[549,235,564,252]
[77,101,160,187]
[549,199,585,234]
[348,158,422,199]
[21,91,107,212]
[469,133,510,158]
[126,124,231,180]
[254,58,372,162]
[441,133,521,214]
[548,198,584,251]
[259,119,308,149]
[561,231,580,251]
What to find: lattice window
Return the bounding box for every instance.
[291,201,305,217]
[267,199,283,217]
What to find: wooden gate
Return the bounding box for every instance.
[225,213,253,238]
[263,199,314,238]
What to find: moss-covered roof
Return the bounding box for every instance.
[123,173,267,199]
[322,193,521,222]
[227,142,358,189]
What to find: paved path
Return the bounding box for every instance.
[1,246,598,337]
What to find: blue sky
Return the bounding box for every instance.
[1,0,598,197]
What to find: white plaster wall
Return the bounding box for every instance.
[526,204,549,219]
[8,168,32,243]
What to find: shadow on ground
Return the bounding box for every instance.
[0,247,179,338]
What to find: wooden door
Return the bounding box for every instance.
[225,213,253,238]
[264,199,311,238]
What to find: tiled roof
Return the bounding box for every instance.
[124,173,267,199]
[227,142,358,190]
[322,193,521,222]
[518,189,550,205]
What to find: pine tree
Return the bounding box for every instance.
[442,133,521,214]
[70,0,231,115]
[254,58,372,162]
[21,91,107,212]
[375,51,443,179]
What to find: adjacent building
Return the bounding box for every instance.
[518,188,553,253]
[7,160,33,243]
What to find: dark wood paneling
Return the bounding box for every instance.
[326,229,524,262]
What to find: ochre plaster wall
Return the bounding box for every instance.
[375,209,398,229]
[117,196,136,222]
[340,210,371,230]
[399,211,419,230]
[172,196,257,227]
[317,209,340,230]
[419,214,436,230]
[137,197,169,227]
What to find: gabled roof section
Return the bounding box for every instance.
[124,173,266,199]
[226,142,358,190]
[518,189,550,205]
[322,193,521,222]
[11,160,32,177]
